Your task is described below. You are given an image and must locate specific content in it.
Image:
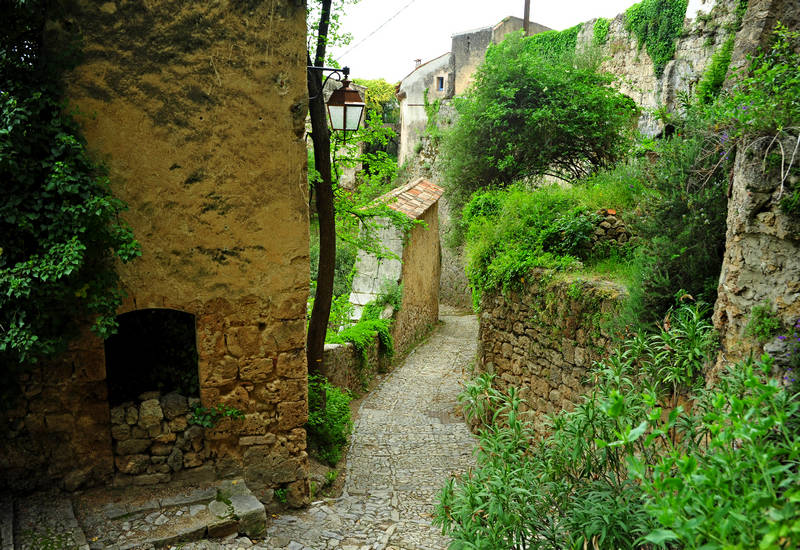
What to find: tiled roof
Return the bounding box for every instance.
[379,178,444,220]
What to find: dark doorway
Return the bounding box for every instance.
[105,309,199,406]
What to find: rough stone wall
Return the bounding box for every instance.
[393,204,442,354]
[320,339,390,395]
[713,136,800,365]
[0,0,310,504]
[477,275,624,435]
[110,392,213,487]
[1,329,112,491]
[451,26,493,97]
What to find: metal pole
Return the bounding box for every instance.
[523,0,530,35]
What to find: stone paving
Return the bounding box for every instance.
[179,308,478,550]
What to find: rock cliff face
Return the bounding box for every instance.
[712,0,800,365]
[576,3,737,136]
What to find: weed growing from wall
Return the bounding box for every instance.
[306,374,353,466]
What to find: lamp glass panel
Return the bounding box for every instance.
[328,105,345,131]
[345,105,364,131]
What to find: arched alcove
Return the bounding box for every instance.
[104,308,199,406]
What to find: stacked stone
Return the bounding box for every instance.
[110,392,209,486]
[477,275,624,435]
[593,209,630,246]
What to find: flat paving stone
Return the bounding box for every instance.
[178,308,478,550]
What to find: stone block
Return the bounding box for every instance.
[138,399,163,429]
[167,447,184,472]
[239,434,276,447]
[132,473,170,485]
[276,350,306,379]
[230,493,267,537]
[239,357,275,383]
[115,454,149,475]
[285,479,309,509]
[116,439,151,455]
[154,431,177,444]
[160,393,189,419]
[169,416,189,432]
[277,401,307,431]
[111,423,131,441]
[207,518,238,538]
[45,414,74,432]
[173,463,216,484]
[110,405,126,425]
[151,443,173,456]
[227,326,262,358]
[199,355,239,387]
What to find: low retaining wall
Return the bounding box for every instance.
[320,338,390,394]
[477,274,624,434]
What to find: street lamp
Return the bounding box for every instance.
[307,65,365,135]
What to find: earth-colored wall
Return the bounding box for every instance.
[1,0,310,505]
[476,275,624,435]
[393,204,441,354]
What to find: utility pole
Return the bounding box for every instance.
[523,0,530,35]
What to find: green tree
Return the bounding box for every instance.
[353,77,399,123]
[442,31,637,218]
[1,1,139,397]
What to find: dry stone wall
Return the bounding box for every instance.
[320,339,390,395]
[477,275,624,434]
[110,392,212,487]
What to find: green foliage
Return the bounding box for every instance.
[746,300,783,343]
[438,306,799,549]
[712,23,800,140]
[524,24,583,61]
[361,280,403,321]
[306,374,353,466]
[188,404,244,428]
[624,0,689,77]
[696,34,735,104]
[593,17,610,46]
[352,77,399,123]
[327,317,394,383]
[442,31,637,216]
[781,188,800,217]
[422,88,443,148]
[1,1,139,396]
[633,355,800,549]
[274,488,288,504]
[461,178,640,303]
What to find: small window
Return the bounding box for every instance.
[436,76,444,92]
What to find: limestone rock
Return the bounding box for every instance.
[160,393,189,419]
[138,399,163,429]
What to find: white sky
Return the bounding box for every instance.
[328,0,711,82]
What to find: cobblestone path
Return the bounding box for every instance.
[185,308,478,550]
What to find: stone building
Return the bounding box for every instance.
[1,0,311,507]
[396,16,550,164]
[349,178,444,354]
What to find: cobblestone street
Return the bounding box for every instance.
[182,308,478,550]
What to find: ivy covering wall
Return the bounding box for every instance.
[624,0,689,77]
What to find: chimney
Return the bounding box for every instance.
[414,58,422,68]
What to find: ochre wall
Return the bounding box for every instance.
[393,204,441,354]
[1,0,310,505]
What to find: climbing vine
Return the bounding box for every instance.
[593,18,610,46]
[1,1,139,397]
[524,23,583,60]
[624,0,689,77]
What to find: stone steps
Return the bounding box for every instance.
[0,493,14,550]
[11,479,266,550]
[13,490,90,550]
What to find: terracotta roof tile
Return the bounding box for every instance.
[376,178,444,220]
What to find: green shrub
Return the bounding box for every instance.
[361,280,403,321]
[624,0,689,77]
[442,31,637,217]
[696,33,735,104]
[437,305,799,549]
[306,375,353,466]
[326,317,394,389]
[746,300,783,343]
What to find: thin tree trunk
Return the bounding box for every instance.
[306,0,334,375]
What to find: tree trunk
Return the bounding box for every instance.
[306,0,334,375]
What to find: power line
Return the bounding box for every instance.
[335,0,420,61]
